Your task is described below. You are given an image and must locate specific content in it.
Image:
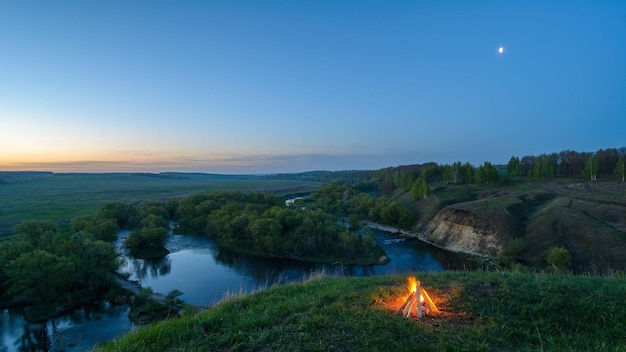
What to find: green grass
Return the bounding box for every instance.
[0,172,320,236]
[95,271,626,351]
[432,184,478,207]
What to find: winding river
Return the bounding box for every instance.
[2,227,478,351]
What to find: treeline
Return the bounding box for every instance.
[262,170,375,185]
[372,161,500,199]
[0,220,120,321]
[265,147,626,203]
[507,147,626,181]
[174,191,387,265]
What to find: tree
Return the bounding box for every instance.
[443,162,463,184]
[583,154,599,181]
[507,156,520,176]
[410,177,429,200]
[595,148,619,177]
[63,234,120,289]
[71,216,119,241]
[529,155,555,180]
[519,156,535,176]
[14,220,58,249]
[463,162,474,184]
[141,213,169,230]
[124,227,169,258]
[98,202,140,228]
[475,162,499,184]
[615,159,625,182]
[421,164,444,183]
[6,250,75,306]
[398,171,417,191]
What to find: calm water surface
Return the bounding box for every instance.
[2,227,477,351]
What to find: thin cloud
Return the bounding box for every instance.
[0,152,396,174]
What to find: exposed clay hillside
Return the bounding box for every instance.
[414,180,626,272]
[422,209,506,257]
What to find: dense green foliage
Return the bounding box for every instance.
[124,227,170,258]
[96,201,172,258]
[410,177,430,200]
[70,215,120,241]
[0,220,120,321]
[310,183,415,228]
[95,271,626,351]
[514,147,626,180]
[175,191,387,265]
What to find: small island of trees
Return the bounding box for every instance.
[174,191,387,265]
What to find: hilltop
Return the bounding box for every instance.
[404,178,626,273]
[95,271,626,351]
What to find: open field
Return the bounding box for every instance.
[0,172,320,236]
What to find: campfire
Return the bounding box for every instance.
[397,276,439,318]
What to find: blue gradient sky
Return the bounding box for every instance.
[1,1,625,173]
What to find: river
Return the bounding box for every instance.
[1,227,478,351]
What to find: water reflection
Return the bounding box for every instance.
[4,227,479,352]
[115,229,478,307]
[16,321,50,352]
[1,302,132,352]
[127,256,172,281]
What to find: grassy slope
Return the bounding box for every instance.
[401,179,626,272]
[0,172,320,236]
[96,271,626,351]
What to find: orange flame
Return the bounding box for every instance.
[407,276,424,302]
[407,276,417,293]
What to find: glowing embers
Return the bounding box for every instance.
[397,276,439,318]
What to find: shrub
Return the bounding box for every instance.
[546,246,572,270]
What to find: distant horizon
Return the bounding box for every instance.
[2,2,625,175]
[2,145,623,176]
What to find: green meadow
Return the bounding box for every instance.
[0,172,320,237]
[95,271,626,351]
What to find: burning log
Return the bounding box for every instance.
[397,277,439,318]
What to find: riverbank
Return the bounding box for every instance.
[363,221,497,267]
[113,275,168,303]
[362,221,419,238]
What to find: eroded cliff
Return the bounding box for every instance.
[421,208,505,257]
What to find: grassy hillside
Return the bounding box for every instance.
[95,271,626,351]
[0,172,320,236]
[401,178,626,272]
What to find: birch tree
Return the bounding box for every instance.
[615,159,625,182]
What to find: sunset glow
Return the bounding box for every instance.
[1,2,624,173]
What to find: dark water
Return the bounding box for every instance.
[2,228,477,351]
[1,303,132,352]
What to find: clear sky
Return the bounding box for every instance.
[1,1,625,174]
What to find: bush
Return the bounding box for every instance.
[546,246,572,270]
